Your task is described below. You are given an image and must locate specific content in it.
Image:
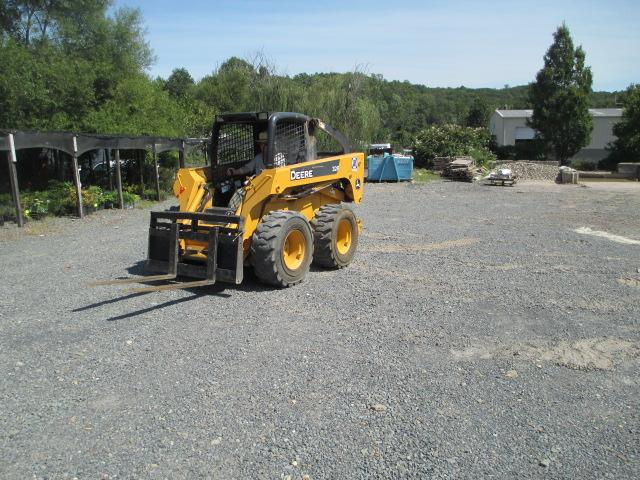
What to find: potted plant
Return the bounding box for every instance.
[1,203,15,225]
[102,190,118,209]
[28,195,49,220]
[122,191,140,209]
[47,181,77,215]
[82,186,104,214]
[0,194,14,224]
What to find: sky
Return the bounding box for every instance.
[113,0,640,91]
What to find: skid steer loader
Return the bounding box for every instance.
[94,112,364,292]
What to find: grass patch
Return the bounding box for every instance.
[1,217,58,241]
[412,169,440,183]
[135,199,157,209]
[24,217,58,236]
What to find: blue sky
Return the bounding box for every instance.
[114,0,639,91]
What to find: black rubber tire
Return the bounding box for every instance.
[250,210,314,287]
[311,204,358,268]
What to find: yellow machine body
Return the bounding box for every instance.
[172,152,364,261]
[135,111,367,289]
[95,113,364,291]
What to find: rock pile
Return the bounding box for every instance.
[495,161,558,181]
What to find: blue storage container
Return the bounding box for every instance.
[366,153,414,182]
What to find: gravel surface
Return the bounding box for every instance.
[1,181,639,479]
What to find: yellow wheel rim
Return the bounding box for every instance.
[336,218,352,255]
[283,229,306,271]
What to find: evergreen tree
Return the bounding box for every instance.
[605,84,640,165]
[528,24,593,165]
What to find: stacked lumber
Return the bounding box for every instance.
[433,156,473,171]
[433,157,453,171]
[442,157,475,182]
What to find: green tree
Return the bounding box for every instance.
[466,96,490,128]
[61,6,154,102]
[194,57,255,113]
[1,1,110,46]
[605,84,640,165]
[164,67,195,100]
[85,75,185,137]
[0,1,157,132]
[528,24,593,165]
[0,40,95,130]
[0,1,20,40]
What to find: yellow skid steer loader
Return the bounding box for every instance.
[94,112,364,292]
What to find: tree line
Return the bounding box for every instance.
[1,2,624,149]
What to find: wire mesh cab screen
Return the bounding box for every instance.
[273,121,306,166]
[216,123,255,166]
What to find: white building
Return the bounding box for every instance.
[489,108,622,163]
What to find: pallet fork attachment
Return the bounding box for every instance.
[127,279,215,293]
[88,273,177,286]
[90,209,243,293]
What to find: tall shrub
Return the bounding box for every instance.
[413,124,495,167]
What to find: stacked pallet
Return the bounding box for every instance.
[484,168,517,186]
[433,156,473,171]
[433,157,452,171]
[442,157,476,182]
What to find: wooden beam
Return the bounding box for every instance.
[105,148,113,191]
[139,149,145,193]
[71,136,83,218]
[114,149,124,209]
[179,140,185,168]
[7,134,25,227]
[152,143,161,201]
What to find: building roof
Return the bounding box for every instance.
[494,108,622,118]
[589,108,623,117]
[495,109,533,118]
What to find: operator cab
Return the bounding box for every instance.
[210,112,351,206]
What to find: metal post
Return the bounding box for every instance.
[114,149,124,209]
[179,140,185,168]
[71,136,83,218]
[7,134,24,227]
[153,143,161,201]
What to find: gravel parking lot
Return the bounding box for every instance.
[1,180,639,479]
